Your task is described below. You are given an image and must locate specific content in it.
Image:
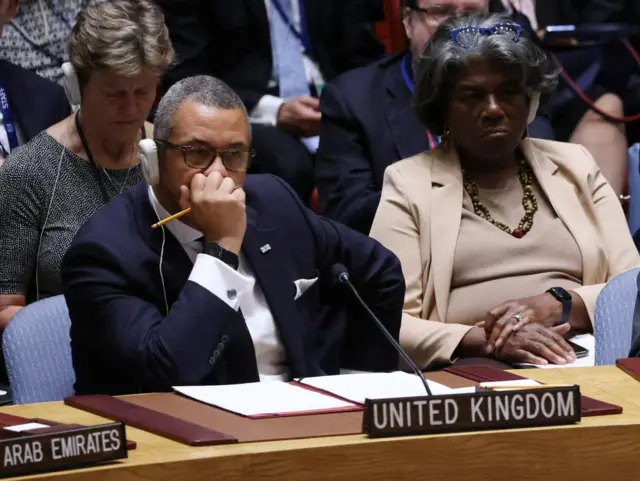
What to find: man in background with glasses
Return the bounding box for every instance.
[61,75,405,395]
[316,0,554,235]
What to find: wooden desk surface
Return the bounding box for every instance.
[5,366,640,481]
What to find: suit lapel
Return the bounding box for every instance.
[429,146,463,322]
[383,55,430,160]
[521,139,603,284]
[241,206,310,377]
[131,184,193,302]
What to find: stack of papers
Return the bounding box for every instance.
[174,372,474,418]
[479,380,542,389]
[174,382,358,418]
[297,371,475,404]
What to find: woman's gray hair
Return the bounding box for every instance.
[154,75,251,142]
[68,0,174,90]
[413,12,558,135]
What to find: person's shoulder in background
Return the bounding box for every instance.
[325,53,401,98]
[0,60,71,142]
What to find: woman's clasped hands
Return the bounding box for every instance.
[476,294,577,365]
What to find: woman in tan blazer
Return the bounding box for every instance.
[370,12,640,370]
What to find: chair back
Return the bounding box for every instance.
[594,268,640,365]
[3,295,75,404]
[627,143,640,235]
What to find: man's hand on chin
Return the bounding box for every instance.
[183,172,247,254]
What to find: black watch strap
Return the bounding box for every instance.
[546,287,572,325]
[203,242,239,270]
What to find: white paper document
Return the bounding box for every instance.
[4,423,50,432]
[515,333,595,369]
[173,382,357,418]
[479,379,542,389]
[297,371,475,404]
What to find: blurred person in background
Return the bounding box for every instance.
[495,0,628,195]
[0,0,98,83]
[0,0,70,166]
[156,0,384,204]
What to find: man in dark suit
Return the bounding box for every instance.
[155,0,384,205]
[62,75,404,396]
[0,0,70,164]
[316,0,555,234]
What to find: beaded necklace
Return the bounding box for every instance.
[462,158,538,238]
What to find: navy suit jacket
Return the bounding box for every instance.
[0,60,70,143]
[315,53,555,235]
[62,175,405,396]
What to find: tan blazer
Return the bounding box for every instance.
[370,138,640,368]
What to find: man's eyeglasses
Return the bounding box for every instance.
[156,140,254,172]
[449,23,524,49]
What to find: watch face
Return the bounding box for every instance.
[549,287,571,302]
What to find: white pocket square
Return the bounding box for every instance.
[294,277,318,301]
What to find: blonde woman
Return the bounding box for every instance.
[0,0,174,328]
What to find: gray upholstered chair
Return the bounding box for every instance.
[594,268,640,365]
[3,295,75,404]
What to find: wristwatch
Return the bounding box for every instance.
[204,242,239,270]
[546,287,572,325]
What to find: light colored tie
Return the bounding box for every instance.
[269,0,319,152]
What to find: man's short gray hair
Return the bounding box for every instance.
[154,75,250,141]
[413,12,559,135]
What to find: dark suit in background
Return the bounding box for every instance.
[489,0,627,24]
[63,176,404,396]
[155,0,384,203]
[316,53,555,235]
[0,59,70,147]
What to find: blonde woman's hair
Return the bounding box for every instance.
[68,0,174,90]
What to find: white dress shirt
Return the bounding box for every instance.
[148,187,289,382]
[250,0,325,126]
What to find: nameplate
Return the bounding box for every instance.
[0,422,127,478]
[362,386,581,438]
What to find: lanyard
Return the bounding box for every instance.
[76,111,111,204]
[401,53,439,150]
[75,112,145,204]
[0,82,20,152]
[271,0,312,53]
